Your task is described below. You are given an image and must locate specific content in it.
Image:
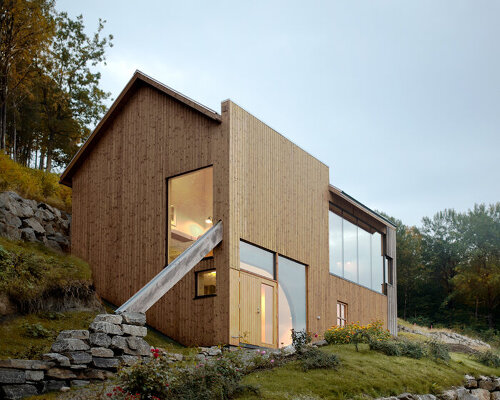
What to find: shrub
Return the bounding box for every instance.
[298,347,340,372]
[369,339,401,356]
[0,152,71,212]
[475,350,500,368]
[21,322,53,338]
[291,329,312,351]
[324,320,391,345]
[115,349,259,400]
[397,340,426,359]
[426,340,450,361]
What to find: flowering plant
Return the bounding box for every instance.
[324,320,391,345]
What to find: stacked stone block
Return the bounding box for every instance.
[0,312,150,399]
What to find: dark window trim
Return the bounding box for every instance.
[329,203,384,236]
[194,268,217,299]
[165,165,214,266]
[329,272,387,297]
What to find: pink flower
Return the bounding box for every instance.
[261,350,266,355]
[270,359,275,363]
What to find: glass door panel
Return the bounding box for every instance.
[261,283,274,345]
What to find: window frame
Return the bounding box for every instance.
[165,165,214,266]
[337,301,347,327]
[194,268,217,299]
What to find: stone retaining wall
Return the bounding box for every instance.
[0,312,150,399]
[398,325,490,349]
[0,191,70,252]
[376,376,500,400]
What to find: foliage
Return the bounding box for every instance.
[381,203,500,332]
[474,350,500,368]
[115,349,260,400]
[297,347,340,372]
[21,322,52,338]
[291,329,312,351]
[396,339,427,359]
[426,340,451,361]
[0,152,71,211]
[324,320,391,345]
[0,0,112,171]
[239,344,500,400]
[0,236,91,312]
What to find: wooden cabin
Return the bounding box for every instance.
[60,71,397,348]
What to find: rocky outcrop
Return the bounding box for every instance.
[0,312,151,399]
[376,376,500,400]
[398,325,490,349]
[0,191,70,252]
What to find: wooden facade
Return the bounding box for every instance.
[62,71,397,347]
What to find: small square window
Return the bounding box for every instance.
[196,269,216,297]
[337,302,347,327]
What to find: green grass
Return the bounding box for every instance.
[237,344,500,400]
[0,236,92,313]
[0,311,99,359]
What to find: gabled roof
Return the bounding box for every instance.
[60,70,221,187]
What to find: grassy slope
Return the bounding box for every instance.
[0,153,71,213]
[238,344,500,400]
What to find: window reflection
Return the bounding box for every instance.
[329,210,386,293]
[278,256,306,347]
[240,241,274,279]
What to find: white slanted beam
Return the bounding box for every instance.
[116,220,223,313]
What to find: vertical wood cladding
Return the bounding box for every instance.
[225,101,388,343]
[71,83,230,346]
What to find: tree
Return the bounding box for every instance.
[38,12,113,171]
[452,203,500,328]
[0,0,54,149]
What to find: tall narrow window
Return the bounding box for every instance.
[329,212,343,276]
[337,302,347,326]
[371,232,384,293]
[261,283,274,344]
[278,256,306,347]
[167,167,213,264]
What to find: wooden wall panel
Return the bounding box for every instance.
[225,101,389,342]
[71,83,230,346]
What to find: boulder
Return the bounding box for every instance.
[0,223,21,240]
[127,337,150,356]
[65,351,92,365]
[490,392,500,400]
[118,355,141,366]
[0,209,21,228]
[1,384,37,399]
[478,379,496,391]
[92,357,119,369]
[56,330,90,341]
[91,347,114,358]
[20,228,37,242]
[42,353,70,367]
[47,239,62,252]
[25,370,44,381]
[90,333,111,348]
[46,367,77,380]
[470,389,490,400]
[111,336,130,353]
[465,376,479,389]
[122,324,147,337]
[0,359,51,370]
[51,338,90,353]
[207,347,222,356]
[93,314,123,325]
[0,191,34,218]
[439,390,458,400]
[38,202,61,218]
[118,311,146,326]
[0,368,26,384]
[35,208,54,221]
[44,223,55,235]
[89,321,122,335]
[22,217,45,234]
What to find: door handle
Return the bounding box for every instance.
[257,307,260,314]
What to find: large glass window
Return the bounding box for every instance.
[240,241,274,279]
[329,210,386,293]
[278,256,306,347]
[167,167,213,264]
[329,212,343,276]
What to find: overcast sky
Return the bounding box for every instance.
[57,0,500,226]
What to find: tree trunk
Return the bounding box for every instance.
[0,78,7,150]
[11,105,16,161]
[39,150,45,170]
